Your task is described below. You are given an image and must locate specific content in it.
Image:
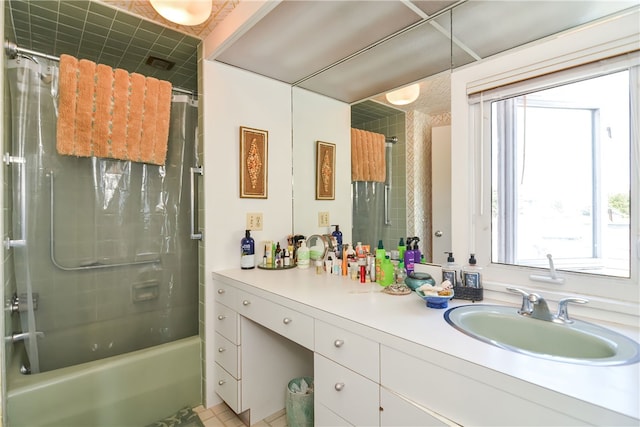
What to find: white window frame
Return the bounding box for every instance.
[450,7,640,325]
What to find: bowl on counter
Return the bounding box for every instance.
[404,272,436,291]
[416,288,454,309]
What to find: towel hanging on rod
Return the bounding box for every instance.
[56,54,172,165]
[351,128,386,182]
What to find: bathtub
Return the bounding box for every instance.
[6,336,201,427]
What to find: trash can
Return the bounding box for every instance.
[285,376,314,427]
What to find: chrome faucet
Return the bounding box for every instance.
[507,288,588,324]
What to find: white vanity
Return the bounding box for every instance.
[211,268,639,426]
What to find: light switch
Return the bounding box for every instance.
[318,212,330,227]
[246,213,263,231]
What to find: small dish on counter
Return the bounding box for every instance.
[416,288,454,309]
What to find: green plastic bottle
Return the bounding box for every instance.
[397,238,406,262]
[380,256,395,286]
[375,240,385,284]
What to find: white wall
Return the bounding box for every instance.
[292,87,352,244]
[202,60,293,406]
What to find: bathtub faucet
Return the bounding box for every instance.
[5,331,44,343]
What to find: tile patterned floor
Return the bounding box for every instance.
[194,403,287,427]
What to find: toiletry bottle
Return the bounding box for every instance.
[355,242,366,264]
[375,240,385,283]
[396,261,406,285]
[283,249,291,267]
[332,225,343,259]
[262,245,268,267]
[380,255,394,286]
[404,237,420,275]
[442,252,460,287]
[461,254,482,288]
[397,238,406,261]
[297,240,310,269]
[341,244,349,276]
[241,230,255,269]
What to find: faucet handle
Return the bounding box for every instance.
[556,297,588,323]
[506,287,532,314]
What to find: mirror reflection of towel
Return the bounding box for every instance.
[56,54,172,165]
[351,128,386,182]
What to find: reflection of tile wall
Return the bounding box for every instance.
[406,111,451,263]
[353,112,407,251]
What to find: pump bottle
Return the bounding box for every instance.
[297,240,310,269]
[461,254,482,288]
[241,230,255,269]
[332,225,343,259]
[442,252,460,286]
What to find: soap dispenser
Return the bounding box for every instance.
[241,230,255,269]
[442,252,460,286]
[461,254,482,288]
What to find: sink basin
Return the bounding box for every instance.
[444,305,640,366]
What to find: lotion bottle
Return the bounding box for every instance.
[241,230,255,269]
[297,240,310,269]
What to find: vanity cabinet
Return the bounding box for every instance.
[212,279,313,425]
[313,320,380,426]
[211,270,639,427]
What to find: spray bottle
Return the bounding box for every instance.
[375,240,386,284]
[404,237,421,275]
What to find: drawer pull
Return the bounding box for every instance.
[283,317,292,325]
[242,300,251,306]
[218,347,226,353]
[334,339,344,347]
[217,289,225,294]
[334,382,345,391]
[218,380,226,386]
[217,314,226,320]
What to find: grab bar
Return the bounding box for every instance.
[384,184,391,225]
[48,172,160,271]
[190,166,203,240]
[4,152,27,249]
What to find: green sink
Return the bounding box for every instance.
[444,305,640,366]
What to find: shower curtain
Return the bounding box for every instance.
[6,56,199,374]
[352,143,393,249]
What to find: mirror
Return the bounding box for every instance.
[292,1,636,266]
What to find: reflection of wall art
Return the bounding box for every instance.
[316,141,335,200]
[240,126,268,199]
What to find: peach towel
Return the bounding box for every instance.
[351,128,386,182]
[56,54,172,165]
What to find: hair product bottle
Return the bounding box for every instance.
[375,240,385,283]
[297,240,310,269]
[241,230,255,269]
[332,225,343,259]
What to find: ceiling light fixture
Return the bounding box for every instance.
[385,84,420,106]
[149,0,212,26]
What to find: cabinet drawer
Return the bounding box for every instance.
[214,302,239,344]
[380,346,581,426]
[214,332,240,379]
[314,353,379,426]
[214,363,242,414]
[380,387,453,426]
[237,290,314,349]
[315,402,353,427]
[315,320,379,381]
[213,279,237,307]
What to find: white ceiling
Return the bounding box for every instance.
[209,0,639,106]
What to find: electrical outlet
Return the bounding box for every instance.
[246,213,263,231]
[318,211,330,227]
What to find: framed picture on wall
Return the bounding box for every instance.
[316,141,335,200]
[240,126,268,199]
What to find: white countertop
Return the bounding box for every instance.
[212,267,640,421]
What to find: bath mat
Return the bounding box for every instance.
[145,407,204,427]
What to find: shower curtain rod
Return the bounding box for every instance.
[4,40,196,96]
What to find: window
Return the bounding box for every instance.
[491,70,632,278]
[451,8,640,306]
